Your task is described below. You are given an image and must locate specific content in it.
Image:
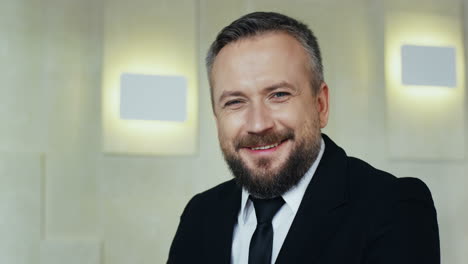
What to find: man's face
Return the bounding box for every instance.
[211,32,329,198]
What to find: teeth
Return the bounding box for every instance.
[251,142,280,150]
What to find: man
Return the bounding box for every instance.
[168,12,439,264]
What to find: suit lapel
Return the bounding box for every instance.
[204,180,241,262]
[276,134,350,263]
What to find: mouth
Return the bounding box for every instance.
[250,142,281,150]
[243,139,288,153]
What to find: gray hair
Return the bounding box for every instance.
[206,12,324,107]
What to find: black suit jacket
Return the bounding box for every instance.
[168,135,440,263]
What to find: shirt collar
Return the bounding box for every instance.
[239,138,326,224]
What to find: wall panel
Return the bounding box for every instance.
[0,153,43,264]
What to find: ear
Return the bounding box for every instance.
[316,82,329,128]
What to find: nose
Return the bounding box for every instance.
[245,102,274,135]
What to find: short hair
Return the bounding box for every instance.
[206,12,324,108]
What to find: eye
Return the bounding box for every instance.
[272,92,290,98]
[270,91,291,102]
[223,99,244,108]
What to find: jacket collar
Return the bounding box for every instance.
[275,134,350,263]
[204,179,241,262]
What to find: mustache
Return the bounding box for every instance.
[235,129,295,150]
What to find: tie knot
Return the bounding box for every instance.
[250,196,285,224]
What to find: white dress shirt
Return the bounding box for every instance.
[231,139,325,264]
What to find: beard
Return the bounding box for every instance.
[220,119,322,199]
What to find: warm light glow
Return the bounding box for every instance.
[386,13,464,102]
[385,11,465,160]
[101,2,198,155]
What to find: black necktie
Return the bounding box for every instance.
[248,196,285,264]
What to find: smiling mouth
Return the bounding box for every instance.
[250,142,281,150]
[246,139,288,151]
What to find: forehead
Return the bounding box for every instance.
[210,32,310,99]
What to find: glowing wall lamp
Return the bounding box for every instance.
[120,73,187,122]
[101,1,197,156]
[401,45,456,87]
[385,12,465,160]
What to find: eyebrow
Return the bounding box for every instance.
[263,81,296,93]
[217,81,296,104]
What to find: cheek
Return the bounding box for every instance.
[273,101,318,134]
[217,115,244,143]
[272,104,304,129]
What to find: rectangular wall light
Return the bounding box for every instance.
[385,12,465,160]
[401,45,456,87]
[101,0,198,156]
[120,73,187,122]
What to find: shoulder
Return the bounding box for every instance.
[168,179,239,262]
[346,157,434,205]
[344,158,440,261]
[181,179,239,218]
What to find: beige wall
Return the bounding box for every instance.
[1,0,467,263]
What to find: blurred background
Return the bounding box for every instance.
[1,0,467,263]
